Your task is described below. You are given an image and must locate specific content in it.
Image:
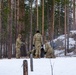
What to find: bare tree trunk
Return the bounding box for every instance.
[42,0,44,42]
[58,2,61,36]
[66,0,70,53]
[36,0,38,30]
[7,0,13,59]
[29,0,33,50]
[46,1,49,40]
[73,0,75,30]
[51,0,55,54]
[64,0,67,56]
[52,0,55,40]
[0,0,1,36]
[75,0,76,30]
[16,0,19,34]
[16,0,25,34]
[12,0,17,57]
[19,0,25,33]
[14,0,17,39]
[49,0,55,41]
[0,0,2,58]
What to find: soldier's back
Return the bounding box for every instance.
[34,33,42,41]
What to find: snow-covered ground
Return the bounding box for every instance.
[0,30,76,75]
[0,57,76,75]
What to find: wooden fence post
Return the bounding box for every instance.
[23,60,28,75]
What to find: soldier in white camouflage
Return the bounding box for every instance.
[44,40,55,58]
[16,34,24,58]
[33,30,43,58]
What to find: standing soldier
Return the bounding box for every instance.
[16,34,24,58]
[44,40,55,58]
[33,30,43,58]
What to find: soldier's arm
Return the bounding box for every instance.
[45,43,48,52]
[33,35,35,45]
[19,39,25,45]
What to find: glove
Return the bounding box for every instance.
[41,45,43,47]
[44,51,47,54]
[33,44,35,47]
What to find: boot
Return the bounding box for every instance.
[38,55,41,58]
[35,55,39,58]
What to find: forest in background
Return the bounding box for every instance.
[0,0,76,58]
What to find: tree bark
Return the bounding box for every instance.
[36,0,38,30]
[0,0,2,58]
[19,0,25,33]
[16,0,20,34]
[66,0,70,53]
[14,0,17,39]
[29,0,33,50]
[73,0,75,30]
[49,0,55,41]
[7,0,13,59]
[64,0,67,55]
[42,0,44,42]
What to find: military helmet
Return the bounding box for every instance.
[36,30,40,33]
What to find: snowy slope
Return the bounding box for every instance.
[0,57,76,75]
[53,30,76,57]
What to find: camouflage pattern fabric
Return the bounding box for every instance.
[16,38,23,58]
[45,43,54,58]
[33,33,43,58]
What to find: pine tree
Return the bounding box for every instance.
[7,0,13,59]
[73,0,75,30]
[42,0,44,42]
[64,0,67,55]
[0,0,2,58]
